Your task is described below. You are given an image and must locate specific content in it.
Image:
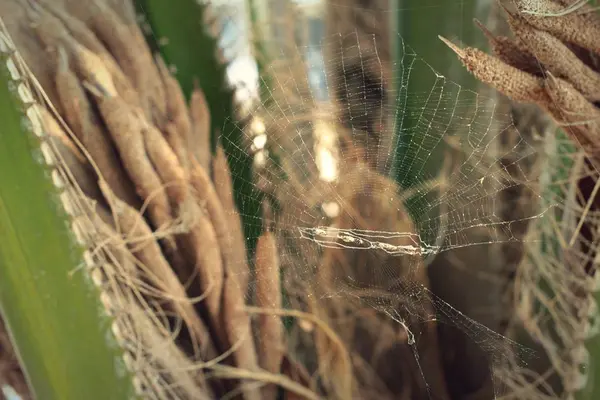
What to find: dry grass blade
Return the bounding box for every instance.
[254,224,284,400]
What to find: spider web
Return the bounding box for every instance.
[216,2,558,398]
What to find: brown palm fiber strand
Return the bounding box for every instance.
[506,9,600,101]
[213,145,249,293]
[473,19,541,75]
[99,180,217,361]
[254,228,284,400]
[189,81,212,171]
[516,0,600,55]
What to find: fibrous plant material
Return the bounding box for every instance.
[441,1,600,398]
[0,0,298,398]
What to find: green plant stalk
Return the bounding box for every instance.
[135,0,262,257]
[0,59,135,398]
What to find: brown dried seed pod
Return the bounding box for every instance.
[473,19,541,75]
[506,10,600,101]
[220,272,261,400]
[143,120,224,332]
[189,82,212,171]
[165,122,191,172]
[142,121,188,203]
[55,46,87,142]
[86,0,166,124]
[543,75,600,161]
[439,36,549,104]
[179,200,225,336]
[156,56,193,159]
[516,0,600,55]
[99,180,217,360]
[38,106,102,201]
[32,10,117,98]
[254,228,283,400]
[213,145,249,292]
[37,105,84,161]
[45,5,142,109]
[53,48,139,206]
[190,160,242,290]
[44,2,108,57]
[90,89,175,239]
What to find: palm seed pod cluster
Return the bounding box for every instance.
[441,0,600,397]
[0,0,296,399]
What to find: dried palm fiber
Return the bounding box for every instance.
[0,1,279,399]
[440,2,600,397]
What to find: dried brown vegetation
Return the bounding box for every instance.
[439,0,600,398]
[0,0,285,399]
[441,0,600,167]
